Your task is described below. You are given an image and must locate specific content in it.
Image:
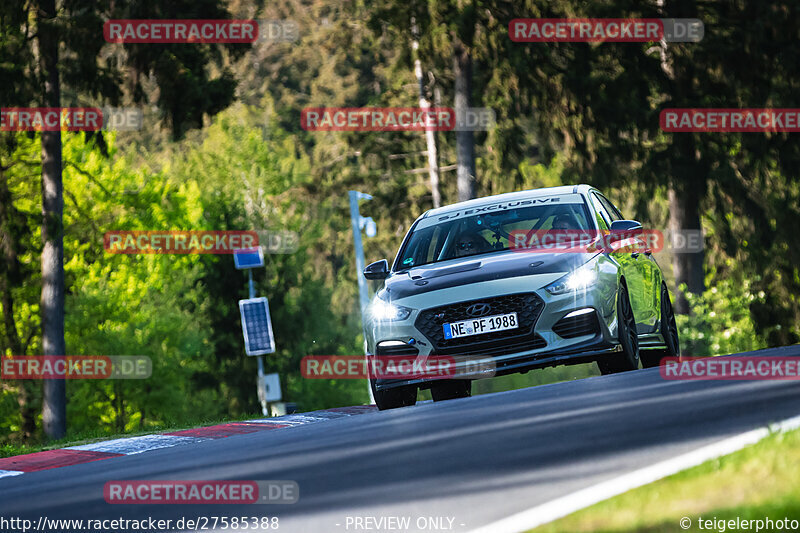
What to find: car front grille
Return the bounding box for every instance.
[414,292,546,356]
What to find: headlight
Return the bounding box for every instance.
[370,299,412,321]
[546,267,598,295]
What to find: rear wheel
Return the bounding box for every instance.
[430,379,471,402]
[641,284,681,368]
[370,379,417,410]
[597,282,640,375]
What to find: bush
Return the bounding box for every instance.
[676,271,767,357]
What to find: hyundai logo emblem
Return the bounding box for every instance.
[466,303,491,317]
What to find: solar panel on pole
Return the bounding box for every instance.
[239,297,276,355]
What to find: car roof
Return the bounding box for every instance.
[420,184,594,219]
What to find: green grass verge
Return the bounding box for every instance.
[0,412,264,459]
[530,426,800,533]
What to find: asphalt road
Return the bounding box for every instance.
[3,345,800,533]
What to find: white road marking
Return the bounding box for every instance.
[66,434,207,455]
[246,415,329,425]
[0,404,375,479]
[471,413,800,533]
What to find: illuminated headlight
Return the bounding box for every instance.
[546,267,598,295]
[371,300,412,321]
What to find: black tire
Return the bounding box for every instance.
[597,282,640,375]
[430,379,471,402]
[641,284,681,368]
[371,379,417,410]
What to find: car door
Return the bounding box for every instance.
[596,193,659,332]
[589,193,649,331]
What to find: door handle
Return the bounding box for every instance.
[631,252,640,258]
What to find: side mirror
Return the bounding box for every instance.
[364,259,390,280]
[608,220,643,242]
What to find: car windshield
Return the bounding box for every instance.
[395,200,593,270]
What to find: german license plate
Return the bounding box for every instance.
[443,312,518,339]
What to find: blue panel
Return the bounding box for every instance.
[442,323,453,339]
[234,247,264,269]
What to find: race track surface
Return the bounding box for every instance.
[3,345,800,532]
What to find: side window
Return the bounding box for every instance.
[598,194,623,221]
[589,193,611,229]
[571,206,590,229]
[397,225,432,268]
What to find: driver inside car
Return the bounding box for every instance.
[453,230,489,258]
[551,213,581,231]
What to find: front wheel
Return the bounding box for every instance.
[598,282,640,375]
[371,379,417,410]
[641,284,681,368]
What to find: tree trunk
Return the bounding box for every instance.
[411,18,441,208]
[37,0,67,440]
[659,0,704,315]
[669,169,706,315]
[0,167,36,439]
[453,42,475,202]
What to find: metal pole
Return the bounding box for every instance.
[349,191,375,404]
[248,268,256,300]
[250,269,268,416]
[349,191,370,314]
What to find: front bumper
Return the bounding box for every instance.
[372,334,620,390]
[366,271,620,391]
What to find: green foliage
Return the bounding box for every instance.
[676,270,768,357]
[3,0,800,447]
[1,104,368,444]
[165,103,369,414]
[62,133,225,435]
[518,155,566,190]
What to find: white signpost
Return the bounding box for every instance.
[258,372,282,404]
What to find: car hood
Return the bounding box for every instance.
[382,250,598,300]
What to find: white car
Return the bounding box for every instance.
[363,185,680,410]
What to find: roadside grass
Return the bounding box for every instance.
[530,426,800,532]
[0,412,264,459]
[415,363,599,402]
[473,363,600,396]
